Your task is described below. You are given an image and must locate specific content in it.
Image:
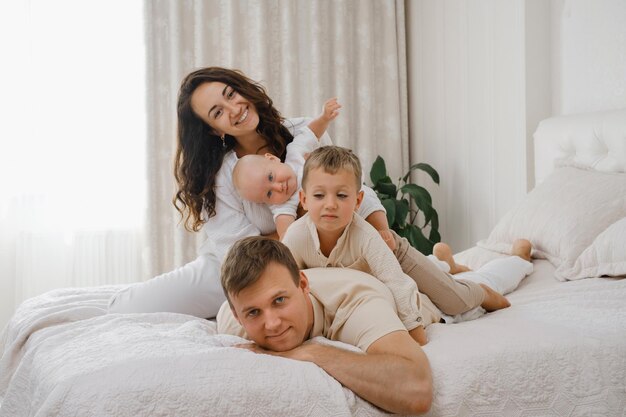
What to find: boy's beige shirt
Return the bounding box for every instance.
[282,213,424,330]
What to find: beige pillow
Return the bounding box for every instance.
[478,167,626,279]
[557,217,626,280]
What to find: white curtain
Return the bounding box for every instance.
[0,0,409,329]
[0,0,148,329]
[144,0,410,275]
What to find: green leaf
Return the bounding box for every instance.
[421,204,434,228]
[396,227,411,240]
[401,184,432,209]
[428,227,441,244]
[394,199,409,228]
[427,209,439,230]
[407,225,434,255]
[402,162,440,185]
[381,198,396,227]
[373,175,394,195]
[377,181,397,197]
[370,156,387,186]
[368,155,441,255]
[375,191,387,201]
[421,202,435,227]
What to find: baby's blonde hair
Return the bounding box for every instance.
[232,154,266,195]
[301,146,362,191]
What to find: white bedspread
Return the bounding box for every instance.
[1,251,625,417]
[0,287,384,416]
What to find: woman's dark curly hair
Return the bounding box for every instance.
[173,67,294,232]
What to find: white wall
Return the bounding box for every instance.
[406,0,532,252]
[552,0,626,115]
[406,0,625,252]
[525,0,553,188]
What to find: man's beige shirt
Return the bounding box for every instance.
[217,268,409,352]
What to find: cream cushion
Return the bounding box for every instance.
[478,166,626,281]
[557,217,626,280]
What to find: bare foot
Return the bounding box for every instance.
[433,242,471,274]
[480,284,511,312]
[512,239,532,262]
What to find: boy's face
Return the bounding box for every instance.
[300,167,364,236]
[236,154,298,205]
[229,262,313,352]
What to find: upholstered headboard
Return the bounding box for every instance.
[533,109,626,184]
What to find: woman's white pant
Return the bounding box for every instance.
[455,257,534,295]
[108,253,225,318]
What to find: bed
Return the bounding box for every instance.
[1,109,625,417]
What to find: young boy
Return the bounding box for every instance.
[281,146,533,345]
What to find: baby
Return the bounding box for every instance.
[232,97,340,239]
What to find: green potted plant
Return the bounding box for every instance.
[369,156,441,255]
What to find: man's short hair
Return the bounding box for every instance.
[301,146,362,191]
[221,236,301,304]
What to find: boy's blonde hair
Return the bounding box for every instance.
[301,146,362,190]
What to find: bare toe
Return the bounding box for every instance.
[433,242,453,261]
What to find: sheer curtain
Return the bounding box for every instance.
[144,0,410,276]
[0,1,148,329]
[0,0,410,329]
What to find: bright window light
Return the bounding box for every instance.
[0,0,147,231]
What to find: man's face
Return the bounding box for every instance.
[229,262,313,352]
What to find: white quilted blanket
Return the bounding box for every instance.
[1,252,625,417]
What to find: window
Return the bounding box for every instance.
[0,0,147,327]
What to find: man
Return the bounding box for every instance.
[217,236,432,415]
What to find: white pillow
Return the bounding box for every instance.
[478,167,626,279]
[556,217,626,280]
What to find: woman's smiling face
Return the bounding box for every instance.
[190,81,260,138]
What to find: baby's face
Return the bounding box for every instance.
[236,155,298,205]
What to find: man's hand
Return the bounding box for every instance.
[237,332,432,415]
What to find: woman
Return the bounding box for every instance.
[108,67,384,318]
